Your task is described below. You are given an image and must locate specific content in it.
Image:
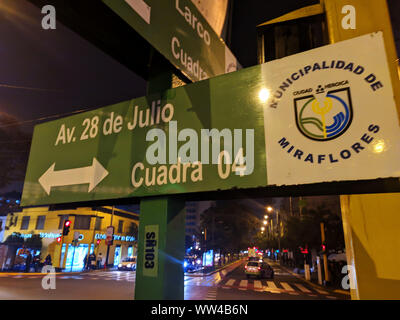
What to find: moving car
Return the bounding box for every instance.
[248,256,259,262]
[118,257,136,271]
[245,261,274,279]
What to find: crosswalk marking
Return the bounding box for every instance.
[254,280,262,289]
[239,280,248,287]
[225,279,236,286]
[218,278,336,297]
[265,281,281,293]
[266,281,278,289]
[294,283,312,293]
[280,282,295,292]
[314,288,329,295]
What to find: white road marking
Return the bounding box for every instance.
[254,280,262,289]
[239,280,248,287]
[294,283,312,293]
[280,282,295,292]
[314,288,329,295]
[225,279,236,286]
[265,281,281,293]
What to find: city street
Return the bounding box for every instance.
[0,260,349,300]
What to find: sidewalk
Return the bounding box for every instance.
[267,259,350,296]
[185,259,244,277]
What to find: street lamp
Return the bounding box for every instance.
[266,206,273,213]
[261,227,265,231]
[264,215,268,219]
[263,220,267,225]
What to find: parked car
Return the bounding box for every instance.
[245,261,274,279]
[118,257,136,271]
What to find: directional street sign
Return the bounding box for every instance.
[39,158,108,195]
[21,33,400,206]
[102,0,240,82]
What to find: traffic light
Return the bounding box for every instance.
[56,236,62,243]
[62,220,71,236]
[96,239,101,245]
[321,243,326,253]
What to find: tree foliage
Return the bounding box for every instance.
[200,201,260,253]
[281,206,345,251]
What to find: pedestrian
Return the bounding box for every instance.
[97,253,103,269]
[83,254,88,270]
[33,254,41,272]
[44,254,52,266]
[25,251,32,273]
[89,252,96,270]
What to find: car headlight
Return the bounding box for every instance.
[127,264,131,268]
[118,264,122,267]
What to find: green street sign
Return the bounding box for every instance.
[21,33,400,206]
[22,62,266,206]
[102,0,239,82]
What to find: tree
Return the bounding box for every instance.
[200,200,260,254]
[281,205,345,252]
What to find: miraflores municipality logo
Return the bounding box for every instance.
[267,57,386,166]
[294,85,353,142]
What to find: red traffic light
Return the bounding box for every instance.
[321,244,326,251]
[63,220,71,236]
[96,239,101,245]
[56,237,62,243]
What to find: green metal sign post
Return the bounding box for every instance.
[102,0,239,82]
[135,197,185,299]
[135,56,185,300]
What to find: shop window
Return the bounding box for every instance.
[118,220,124,233]
[58,215,69,229]
[94,217,102,230]
[74,216,91,230]
[35,215,46,230]
[20,216,30,230]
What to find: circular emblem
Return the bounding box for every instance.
[294,87,353,141]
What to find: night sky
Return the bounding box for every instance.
[0,0,399,197]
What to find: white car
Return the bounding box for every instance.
[118,257,137,271]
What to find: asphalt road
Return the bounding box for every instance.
[185,259,349,300]
[0,260,349,300]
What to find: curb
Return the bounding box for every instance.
[272,260,350,296]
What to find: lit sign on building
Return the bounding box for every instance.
[95,233,136,242]
[12,232,62,239]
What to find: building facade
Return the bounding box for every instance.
[0,215,6,243]
[1,206,139,271]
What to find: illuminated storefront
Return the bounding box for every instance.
[2,206,139,270]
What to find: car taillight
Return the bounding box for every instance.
[257,267,261,270]
[245,265,247,269]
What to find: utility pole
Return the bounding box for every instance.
[105,206,115,267]
[320,222,330,284]
[277,210,281,253]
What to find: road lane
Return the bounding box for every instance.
[0,260,349,300]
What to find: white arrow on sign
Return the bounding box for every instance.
[125,0,151,24]
[39,158,109,195]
